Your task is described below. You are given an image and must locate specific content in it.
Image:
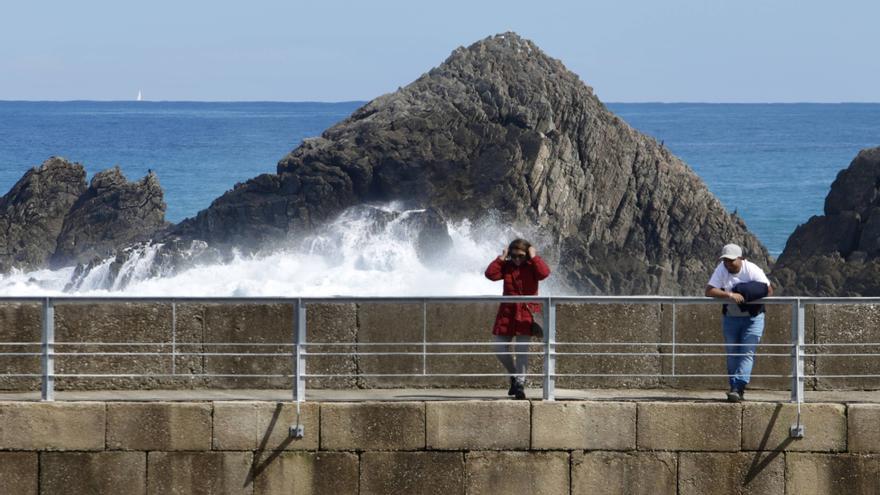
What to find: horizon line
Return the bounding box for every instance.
[2,99,880,105]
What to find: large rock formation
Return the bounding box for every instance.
[773,147,880,296]
[175,32,769,294]
[50,166,167,268]
[0,157,87,272]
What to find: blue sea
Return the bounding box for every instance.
[1,101,878,256]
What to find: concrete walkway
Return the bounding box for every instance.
[3,387,880,403]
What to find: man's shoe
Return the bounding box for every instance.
[513,380,526,400]
[726,389,742,403]
[507,377,516,396]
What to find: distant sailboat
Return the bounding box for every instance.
[136,90,143,101]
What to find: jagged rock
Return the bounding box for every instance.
[174,32,768,294]
[50,166,168,268]
[774,147,880,295]
[0,157,87,272]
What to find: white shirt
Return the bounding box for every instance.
[707,259,770,317]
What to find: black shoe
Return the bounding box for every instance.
[726,388,743,403]
[507,377,516,396]
[513,380,526,400]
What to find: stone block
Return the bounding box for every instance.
[0,402,105,450]
[320,402,425,450]
[212,402,319,451]
[679,452,784,495]
[0,303,41,392]
[555,303,662,388]
[659,304,794,390]
[147,452,252,495]
[360,452,464,495]
[426,401,529,450]
[638,402,741,451]
[0,452,37,495]
[107,402,211,451]
[813,304,880,390]
[786,453,880,495]
[572,451,676,495]
[466,451,569,494]
[41,452,146,495]
[848,404,880,453]
[531,401,636,450]
[742,402,845,452]
[253,452,358,495]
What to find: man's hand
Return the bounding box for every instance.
[728,292,745,304]
[528,246,537,259]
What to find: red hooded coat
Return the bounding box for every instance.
[484,255,551,336]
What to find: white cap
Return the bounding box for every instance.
[719,243,743,260]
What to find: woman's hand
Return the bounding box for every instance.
[528,246,537,259]
[499,248,508,261]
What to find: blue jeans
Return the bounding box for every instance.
[722,313,765,390]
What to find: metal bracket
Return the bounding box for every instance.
[289,425,304,439]
[789,423,805,439]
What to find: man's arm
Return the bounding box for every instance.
[705,285,745,304]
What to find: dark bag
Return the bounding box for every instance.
[526,305,544,340]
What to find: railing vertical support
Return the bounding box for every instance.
[41,298,55,401]
[171,300,177,376]
[294,298,307,403]
[542,297,556,401]
[421,299,427,376]
[790,298,806,438]
[671,302,677,377]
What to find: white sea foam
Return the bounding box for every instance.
[0,204,563,297]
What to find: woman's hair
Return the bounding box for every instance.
[508,238,531,254]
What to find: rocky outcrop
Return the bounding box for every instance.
[50,166,167,268]
[175,32,769,294]
[0,157,87,272]
[773,147,880,295]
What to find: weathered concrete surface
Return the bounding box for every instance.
[360,452,465,494]
[147,451,252,495]
[531,401,636,450]
[556,303,662,388]
[301,303,358,389]
[742,403,846,452]
[106,402,212,451]
[0,303,40,391]
[848,404,880,453]
[659,304,795,390]
[213,402,319,451]
[679,452,784,495]
[786,453,880,495]
[41,452,146,495]
[571,451,676,495]
[320,402,425,451]
[356,303,425,388]
[813,304,880,390]
[0,452,37,495]
[426,401,529,450]
[466,451,569,495]
[638,402,741,451]
[0,402,105,450]
[252,452,358,495]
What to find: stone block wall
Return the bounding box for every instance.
[1,301,879,392]
[0,399,877,494]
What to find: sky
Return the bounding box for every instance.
[1,0,878,103]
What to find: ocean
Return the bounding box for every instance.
[0,101,878,296]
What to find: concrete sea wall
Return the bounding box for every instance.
[1,302,879,391]
[1,399,878,494]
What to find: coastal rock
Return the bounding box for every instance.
[175,32,769,294]
[50,166,168,268]
[0,157,87,272]
[773,147,880,295]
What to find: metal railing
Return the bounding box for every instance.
[2,296,880,424]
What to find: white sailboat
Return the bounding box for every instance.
[136,90,143,101]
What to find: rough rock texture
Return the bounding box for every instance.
[0,157,87,272]
[50,166,167,268]
[774,147,880,295]
[175,32,769,295]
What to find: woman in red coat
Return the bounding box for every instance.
[485,238,551,399]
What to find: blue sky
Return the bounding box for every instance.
[1,0,877,102]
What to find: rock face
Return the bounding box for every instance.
[176,32,769,294]
[0,157,87,272]
[773,147,880,296]
[50,167,167,268]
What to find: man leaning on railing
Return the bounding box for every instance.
[704,243,774,403]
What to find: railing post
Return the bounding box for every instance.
[790,298,806,438]
[422,299,427,375]
[293,298,307,403]
[542,297,556,401]
[41,297,55,401]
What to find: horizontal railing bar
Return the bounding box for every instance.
[801,343,880,347]
[554,352,793,357]
[2,296,879,304]
[49,373,295,378]
[0,353,42,356]
[806,375,880,378]
[804,353,880,357]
